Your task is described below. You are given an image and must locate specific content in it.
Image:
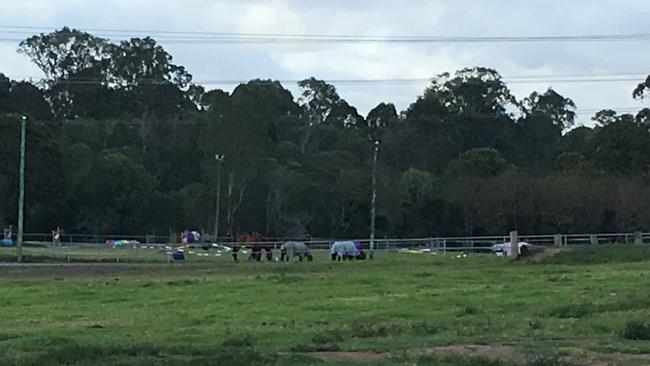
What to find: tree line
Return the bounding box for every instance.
[2,27,650,238]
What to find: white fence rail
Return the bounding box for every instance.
[15,231,649,253]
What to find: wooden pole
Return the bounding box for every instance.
[509,230,518,258]
[214,154,225,242]
[369,141,379,259]
[16,116,26,262]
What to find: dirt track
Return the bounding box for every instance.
[308,342,650,365]
[0,262,209,278]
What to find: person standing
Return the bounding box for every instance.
[51,227,61,246]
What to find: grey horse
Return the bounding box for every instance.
[330,241,360,261]
[280,242,313,261]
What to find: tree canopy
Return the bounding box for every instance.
[2,28,650,238]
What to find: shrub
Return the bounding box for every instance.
[622,320,650,340]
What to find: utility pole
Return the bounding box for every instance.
[214,154,225,243]
[17,115,26,262]
[369,140,379,259]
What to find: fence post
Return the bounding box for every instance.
[634,231,643,244]
[553,234,562,246]
[509,231,518,257]
[590,234,598,245]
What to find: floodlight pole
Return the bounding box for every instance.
[369,140,379,259]
[214,154,225,243]
[16,115,27,262]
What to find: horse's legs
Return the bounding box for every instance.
[266,249,273,262]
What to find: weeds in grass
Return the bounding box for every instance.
[622,320,650,340]
[311,318,439,344]
[549,297,648,319]
[458,306,481,317]
[269,274,305,284]
[528,318,543,330]
[0,332,21,342]
[291,343,341,352]
[312,329,344,344]
[222,334,256,348]
[414,272,434,278]
[411,321,439,335]
[547,275,571,283]
[414,355,510,366]
[548,303,591,318]
[539,245,650,265]
[165,279,197,286]
[527,357,578,366]
[349,318,406,338]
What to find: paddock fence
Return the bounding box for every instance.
[8,230,650,253]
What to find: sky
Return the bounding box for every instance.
[0,0,649,125]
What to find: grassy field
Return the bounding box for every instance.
[0,246,649,365]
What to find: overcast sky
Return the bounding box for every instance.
[1,0,649,125]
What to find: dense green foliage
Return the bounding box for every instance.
[0,250,648,365]
[2,27,650,237]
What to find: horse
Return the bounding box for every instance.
[280,242,313,262]
[330,240,365,261]
[233,233,273,262]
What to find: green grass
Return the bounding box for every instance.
[536,244,650,265]
[0,247,649,365]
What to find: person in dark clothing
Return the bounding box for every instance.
[232,245,240,262]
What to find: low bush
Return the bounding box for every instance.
[622,320,650,340]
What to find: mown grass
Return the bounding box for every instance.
[0,247,648,365]
[536,244,650,265]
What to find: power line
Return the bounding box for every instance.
[0,25,650,44]
[5,74,648,86]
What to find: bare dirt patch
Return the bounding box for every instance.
[0,263,209,279]
[309,343,521,363]
[526,247,563,263]
[308,342,650,365]
[309,351,390,362]
[414,344,523,363]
